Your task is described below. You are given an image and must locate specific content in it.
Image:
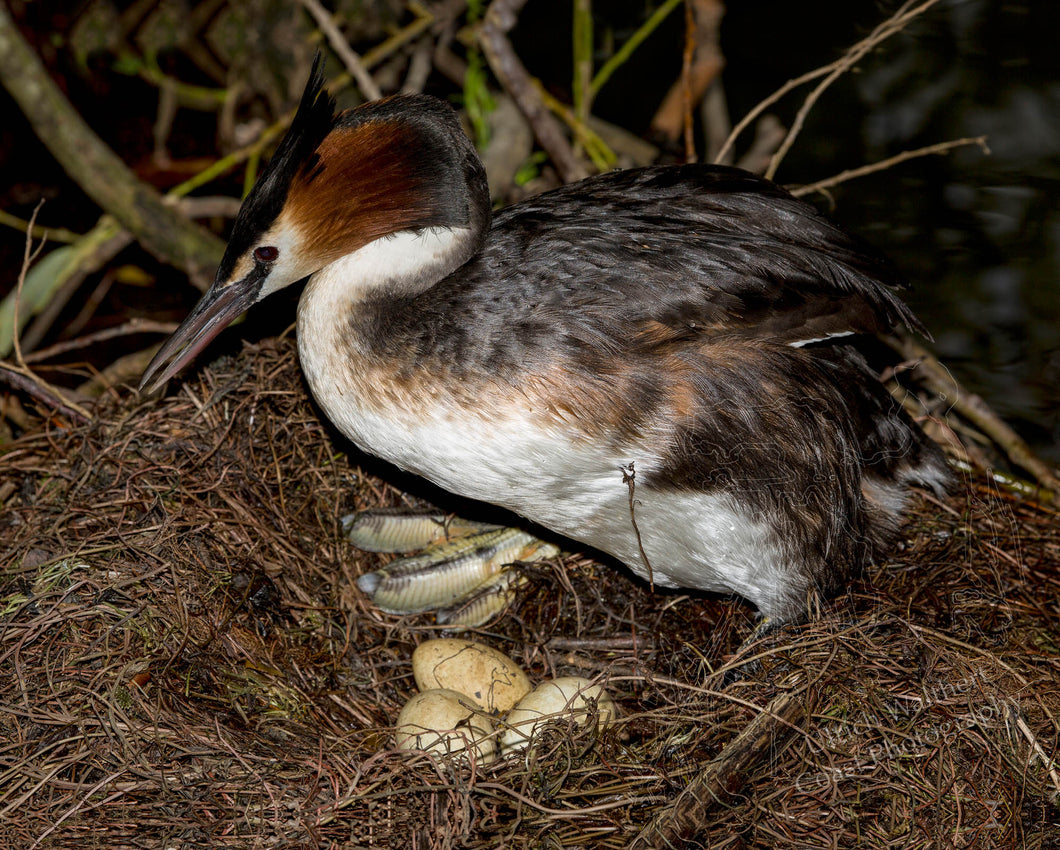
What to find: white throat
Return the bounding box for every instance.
[295,225,473,443]
[303,225,472,309]
[296,224,471,375]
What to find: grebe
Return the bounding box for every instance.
[141,60,948,626]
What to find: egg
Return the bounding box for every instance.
[394,688,496,763]
[412,638,531,714]
[500,677,617,753]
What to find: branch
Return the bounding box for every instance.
[716,0,940,169]
[0,6,225,291]
[790,137,990,198]
[650,0,726,151]
[882,333,1060,502]
[299,0,383,100]
[765,0,942,180]
[0,209,82,244]
[23,319,178,365]
[17,223,134,354]
[2,207,92,424]
[479,0,589,183]
[536,86,616,172]
[0,363,91,425]
[167,8,433,202]
[572,0,593,126]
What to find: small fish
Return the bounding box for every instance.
[356,527,558,621]
[343,508,500,553]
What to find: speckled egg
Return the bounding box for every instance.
[412,638,530,713]
[500,677,617,753]
[394,688,495,762]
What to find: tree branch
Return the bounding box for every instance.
[479,0,589,183]
[0,5,225,291]
[790,137,990,198]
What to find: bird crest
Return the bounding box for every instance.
[216,55,338,285]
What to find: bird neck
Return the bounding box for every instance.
[294,93,494,417]
[299,221,481,313]
[295,95,492,307]
[295,221,483,443]
[292,95,488,273]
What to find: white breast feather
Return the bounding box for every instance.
[298,230,800,618]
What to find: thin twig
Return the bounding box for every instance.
[18,221,134,354]
[681,0,696,161]
[11,202,47,370]
[359,3,435,71]
[0,364,90,424]
[572,0,593,128]
[715,67,827,165]
[716,0,940,168]
[22,320,179,364]
[3,204,92,423]
[790,136,990,198]
[765,0,941,179]
[0,209,81,244]
[650,0,725,150]
[167,9,434,203]
[299,0,383,101]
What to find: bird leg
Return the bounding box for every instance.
[345,509,560,627]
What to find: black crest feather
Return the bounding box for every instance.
[216,55,338,283]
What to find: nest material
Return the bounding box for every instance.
[1,337,1058,848]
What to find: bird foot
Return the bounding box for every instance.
[344,509,560,627]
[721,616,779,685]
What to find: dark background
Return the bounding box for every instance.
[2,0,1057,460]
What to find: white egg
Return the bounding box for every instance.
[500,677,617,754]
[412,638,530,714]
[394,688,495,763]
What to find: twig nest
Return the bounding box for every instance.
[412,638,531,714]
[394,688,496,763]
[500,677,617,754]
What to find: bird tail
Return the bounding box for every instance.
[814,344,951,543]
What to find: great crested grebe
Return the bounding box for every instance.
[141,60,948,627]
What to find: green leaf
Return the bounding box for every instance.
[515,152,549,186]
[0,245,78,357]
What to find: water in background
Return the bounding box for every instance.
[571,0,1059,462]
[850,0,1060,461]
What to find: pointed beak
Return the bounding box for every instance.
[139,267,266,394]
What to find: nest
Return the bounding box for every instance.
[2,336,1058,848]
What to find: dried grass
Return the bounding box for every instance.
[2,337,1058,848]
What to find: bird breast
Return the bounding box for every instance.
[296,255,799,617]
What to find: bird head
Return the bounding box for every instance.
[140,58,489,393]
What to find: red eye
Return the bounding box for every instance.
[254,246,279,263]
